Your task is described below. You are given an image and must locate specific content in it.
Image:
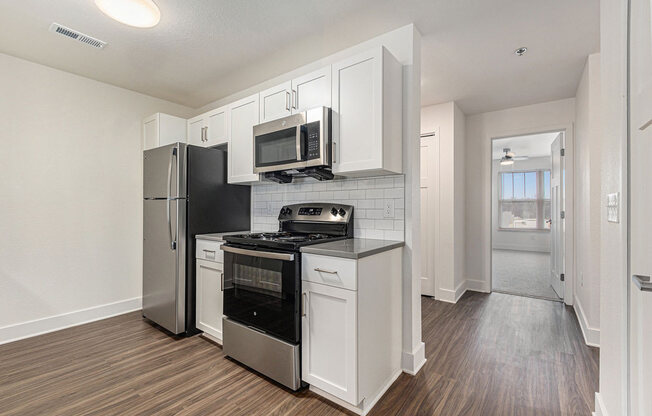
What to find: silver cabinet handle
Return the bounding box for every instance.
[301,292,306,317]
[221,272,224,292]
[333,142,337,164]
[202,249,216,254]
[286,91,291,111]
[167,147,176,250]
[292,89,297,109]
[633,275,652,292]
[314,267,338,275]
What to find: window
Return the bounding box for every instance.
[499,170,551,230]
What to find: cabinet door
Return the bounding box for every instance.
[206,106,229,147]
[187,115,206,146]
[143,115,158,150]
[331,48,383,174]
[302,281,358,405]
[228,94,260,183]
[292,66,331,113]
[259,81,292,123]
[196,258,224,342]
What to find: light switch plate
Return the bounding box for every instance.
[607,192,620,223]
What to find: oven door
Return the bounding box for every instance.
[253,113,307,173]
[221,245,300,344]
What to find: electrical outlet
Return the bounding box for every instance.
[607,192,620,223]
[384,199,395,218]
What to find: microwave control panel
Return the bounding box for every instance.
[305,121,321,160]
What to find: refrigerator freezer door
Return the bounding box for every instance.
[143,199,186,334]
[144,143,187,199]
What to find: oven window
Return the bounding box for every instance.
[255,127,302,167]
[223,250,300,343]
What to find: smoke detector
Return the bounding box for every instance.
[49,23,107,49]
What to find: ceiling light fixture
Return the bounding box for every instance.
[95,0,161,28]
[514,47,528,56]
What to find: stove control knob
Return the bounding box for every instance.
[338,208,346,217]
[330,207,338,216]
[280,208,287,216]
[285,207,292,216]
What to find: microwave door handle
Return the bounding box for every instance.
[296,125,302,161]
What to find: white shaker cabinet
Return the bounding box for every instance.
[331,46,403,176]
[195,238,225,343]
[187,106,229,148]
[259,81,292,123]
[143,113,187,150]
[228,93,260,184]
[292,66,332,113]
[301,248,402,414]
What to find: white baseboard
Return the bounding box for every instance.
[466,278,491,293]
[402,341,426,375]
[437,280,467,303]
[574,296,600,347]
[594,392,607,416]
[0,297,142,345]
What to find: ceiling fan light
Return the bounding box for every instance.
[500,157,514,166]
[95,0,161,28]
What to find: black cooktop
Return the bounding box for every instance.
[224,231,346,250]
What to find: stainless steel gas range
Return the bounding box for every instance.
[220,203,354,390]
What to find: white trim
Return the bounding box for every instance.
[436,280,467,303]
[0,297,142,345]
[401,341,426,375]
[492,243,550,253]
[574,295,600,347]
[310,369,402,416]
[466,278,491,293]
[593,392,607,416]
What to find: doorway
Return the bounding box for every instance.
[420,129,439,297]
[490,132,565,301]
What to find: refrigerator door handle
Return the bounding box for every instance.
[167,147,177,250]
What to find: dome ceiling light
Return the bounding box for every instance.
[95,0,161,28]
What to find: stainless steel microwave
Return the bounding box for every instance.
[253,107,331,174]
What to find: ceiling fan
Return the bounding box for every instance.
[500,148,529,165]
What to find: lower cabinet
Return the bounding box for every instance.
[301,248,402,414]
[195,257,224,343]
[301,280,358,404]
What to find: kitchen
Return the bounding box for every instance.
[1,1,625,415]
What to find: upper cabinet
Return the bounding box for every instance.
[259,66,332,123]
[259,81,292,123]
[187,106,229,148]
[332,46,403,176]
[143,113,187,151]
[228,93,260,184]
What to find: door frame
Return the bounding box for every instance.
[420,128,440,297]
[486,124,575,305]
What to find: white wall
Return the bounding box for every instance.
[251,175,405,240]
[465,98,576,295]
[0,53,193,343]
[420,102,466,302]
[574,53,602,347]
[492,157,552,253]
[596,0,629,413]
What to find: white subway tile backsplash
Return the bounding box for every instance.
[250,174,405,242]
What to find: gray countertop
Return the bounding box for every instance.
[195,231,249,242]
[300,238,404,259]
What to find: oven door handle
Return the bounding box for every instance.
[220,245,295,261]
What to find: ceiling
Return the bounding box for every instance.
[0,0,599,114]
[492,132,561,159]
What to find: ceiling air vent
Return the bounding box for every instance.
[49,23,106,49]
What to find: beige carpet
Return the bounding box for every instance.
[492,249,561,300]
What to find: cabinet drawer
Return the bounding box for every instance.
[302,254,357,291]
[196,239,223,262]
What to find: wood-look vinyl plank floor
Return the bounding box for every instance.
[0,292,598,416]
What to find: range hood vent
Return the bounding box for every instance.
[49,23,106,49]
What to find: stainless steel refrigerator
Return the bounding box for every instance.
[143,142,250,335]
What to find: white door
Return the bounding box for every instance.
[228,93,260,184]
[187,115,206,146]
[301,281,358,405]
[420,131,438,296]
[629,0,652,412]
[259,81,291,123]
[195,259,224,342]
[550,132,565,299]
[291,66,331,113]
[205,106,229,147]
